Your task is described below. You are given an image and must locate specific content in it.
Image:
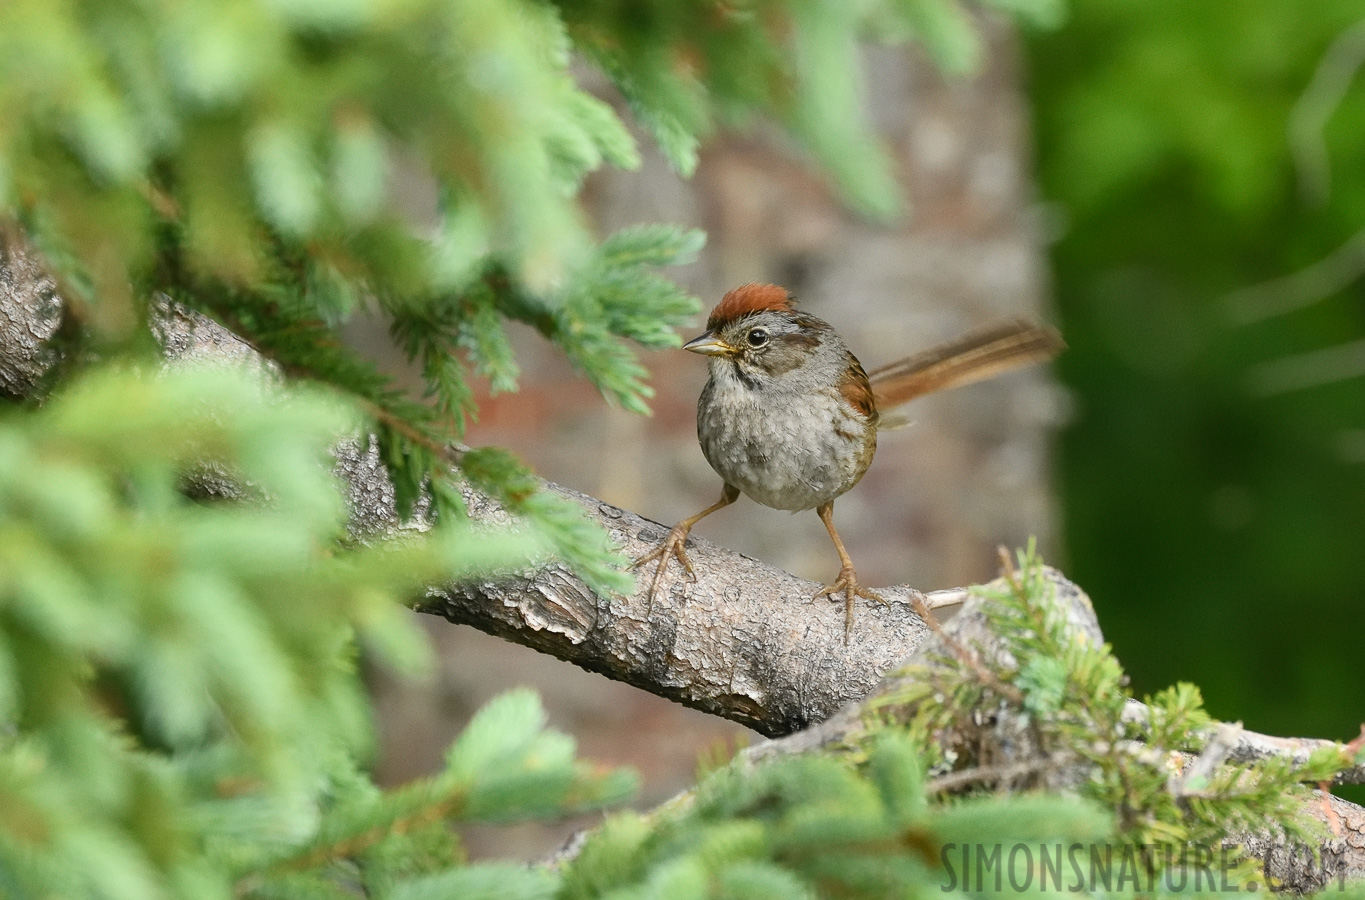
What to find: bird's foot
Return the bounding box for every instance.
[631,525,696,612]
[814,565,885,639]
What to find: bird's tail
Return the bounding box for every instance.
[869,320,1064,430]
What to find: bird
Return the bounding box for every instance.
[633,282,1064,635]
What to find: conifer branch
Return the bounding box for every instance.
[923,755,1077,795]
[262,792,469,878]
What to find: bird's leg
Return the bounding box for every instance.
[632,484,740,610]
[813,500,885,637]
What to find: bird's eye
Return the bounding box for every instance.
[746,328,769,348]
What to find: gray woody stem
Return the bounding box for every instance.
[340,434,941,736]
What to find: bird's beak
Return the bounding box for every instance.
[683,331,736,356]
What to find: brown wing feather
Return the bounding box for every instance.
[837,355,878,422]
[869,320,1063,417]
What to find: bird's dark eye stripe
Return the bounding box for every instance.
[746,328,769,347]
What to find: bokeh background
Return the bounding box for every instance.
[1032,0,1365,788]
[366,0,1365,856]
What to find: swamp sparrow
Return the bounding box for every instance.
[635,282,1063,634]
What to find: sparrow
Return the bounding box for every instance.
[635,282,1063,634]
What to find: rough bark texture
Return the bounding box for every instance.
[419,480,940,737]
[0,236,60,400]
[331,427,953,736]
[3,240,1363,891]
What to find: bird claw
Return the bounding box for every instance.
[632,526,695,612]
[814,566,884,639]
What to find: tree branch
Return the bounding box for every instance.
[339,433,948,736]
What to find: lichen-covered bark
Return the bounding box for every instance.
[0,237,60,399]
[333,434,941,736]
[424,484,940,736]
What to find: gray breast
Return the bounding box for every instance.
[696,375,876,511]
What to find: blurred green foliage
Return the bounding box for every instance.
[0,366,639,898]
[1030,0,1365,788]
[562,742,1114,900]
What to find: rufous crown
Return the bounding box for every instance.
[706,283,794,330]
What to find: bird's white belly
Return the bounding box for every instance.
[696,385,873,511]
